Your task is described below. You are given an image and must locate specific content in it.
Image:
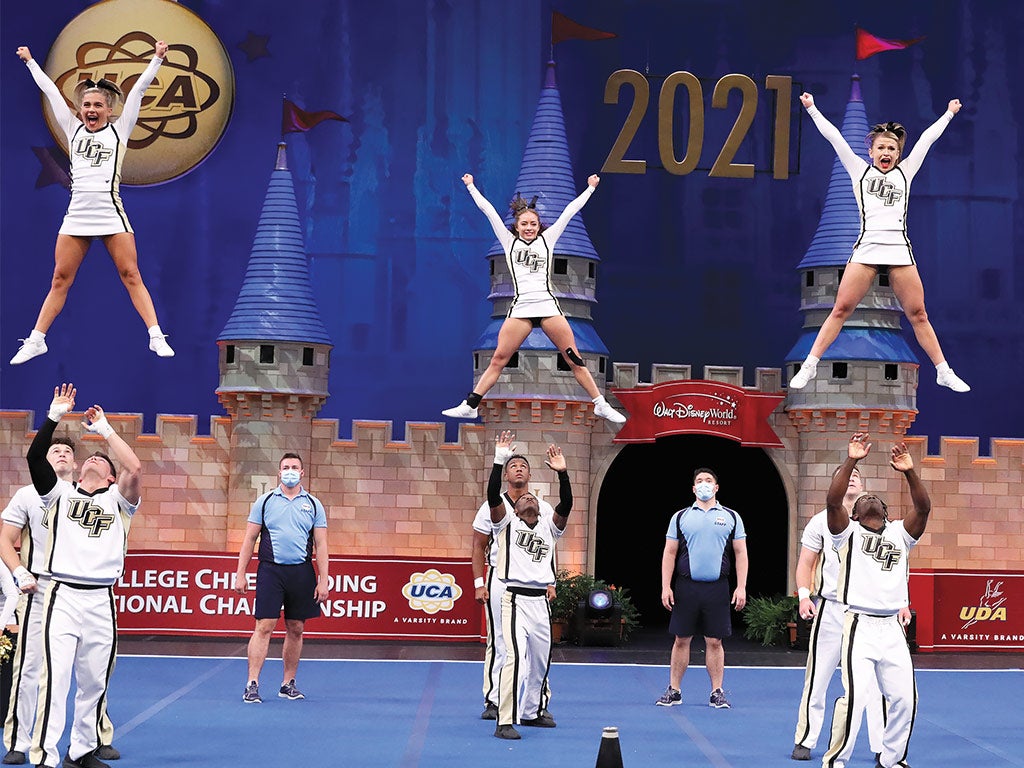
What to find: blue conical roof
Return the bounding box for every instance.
[218,143,331,344]
[797,76,871,269]
[487,62,599,260]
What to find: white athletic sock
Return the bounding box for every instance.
[803,355,820,368]
[935,361,951,374]
[148,324,164,338]
[28,329,45,342]
[592,395,608,406]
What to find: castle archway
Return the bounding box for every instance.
[594,434,788,631]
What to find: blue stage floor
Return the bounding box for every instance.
[93,655,1023,768]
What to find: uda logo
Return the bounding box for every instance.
[960,579,1007,629]
[402,569,464,615]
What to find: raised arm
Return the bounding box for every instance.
[891,443,931,539]
[488,431,515,524]
[827,433,870,534]
[545,445,572,531]
[800,93,867,177]
[18,47,79,137]
[539,175,598,245]
[899,99,960,179]
[464,174,515,249]
[117,41,166,135]
[28,384,76,497]
[83,405,142,505]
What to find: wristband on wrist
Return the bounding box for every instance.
[797,587,811,601]
[474,577,485,589]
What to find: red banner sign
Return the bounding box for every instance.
[115,551,480,642]
[611,380,785,446]
[911,570,1023,652]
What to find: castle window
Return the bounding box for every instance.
[837,267,845,283]
[225,345,235,364]
[506,352,519,369]
[259,345,275,364]
[556,352,571,371]
[490,259,496,276]
[302,347,314,366]
[805,271,814,287]
[588,262,596,279]
[878,269,890,288]
[884,363,899,381]
[553,258,568,275]
[473,352,480,370]
[598,357,606,374]
[830,362,848,379]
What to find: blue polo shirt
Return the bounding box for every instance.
[665,503,745,582]
[249,486,327,565]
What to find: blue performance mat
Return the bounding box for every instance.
[95,656,1020,767]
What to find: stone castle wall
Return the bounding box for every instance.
[1,370,1020,580]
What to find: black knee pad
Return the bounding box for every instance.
[564,347,585,366]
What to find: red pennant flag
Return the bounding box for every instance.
[856,27,925,60]
[552,11,617,45]
[282,98,348,135]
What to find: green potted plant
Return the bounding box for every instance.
[741,593,799,647]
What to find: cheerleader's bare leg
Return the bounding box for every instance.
[9,235,89,364]
[889,265,968,392]
[789,263,877,389]
[442,318,533,418]
[539,315,625,424]
[104,233,174,357]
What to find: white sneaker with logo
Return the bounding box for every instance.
[442,401,478,419]
[593,401,626,424]
[936,368,970,393]
[789,361,817,390]
[10,337,47,365]
[149,334,175,358]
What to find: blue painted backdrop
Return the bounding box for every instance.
[2,1,1021,449]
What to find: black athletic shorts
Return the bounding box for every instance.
[668,577,732,639]
[254,561,320,621]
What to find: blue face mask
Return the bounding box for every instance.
[694,482,715,502]
[280,469,301,488]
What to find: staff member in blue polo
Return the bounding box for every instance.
[656,467,747,709]
[233,453,329,704]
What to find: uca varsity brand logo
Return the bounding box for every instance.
[42,0,234,185]
[401,569,464,615]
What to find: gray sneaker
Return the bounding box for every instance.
[279,679,305,700]
[480,702,498,720]
[791,744,811,760]
[242,681,262,703]
[655,686,682,706]
[93,746,120,761]
[1,750,26,765]
[709,688,730,708]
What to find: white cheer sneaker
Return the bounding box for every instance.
[789,362,817,389]
[10,337,47,365]
[442,401,478,419]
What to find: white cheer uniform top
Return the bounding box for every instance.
[40,478,138,585]
[27,55,163,195]
[806,105,953,248]
[467,182,594,308]
[833,519,917,615]
[1,483,54,577]
[800,509,840,602]
[473,495,555,568]
[492,510,563,590]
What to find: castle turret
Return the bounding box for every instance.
[216,142,333,507]
[785,76,919,417]
[473,61,610,404]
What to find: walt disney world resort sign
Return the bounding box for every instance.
[612,380,784,446]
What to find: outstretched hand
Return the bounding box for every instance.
[948,98,962,115]
[154,40,168,59]
[48,383,76,421]
[890,442,914,473]
[82,405,114,438]
[494,430,516,464]
[544,444,566,473]
[799,92,814,109]
[587,174,600,188]
[16,46,32,62]
[462,173,473,186]
[848,432,871,461]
